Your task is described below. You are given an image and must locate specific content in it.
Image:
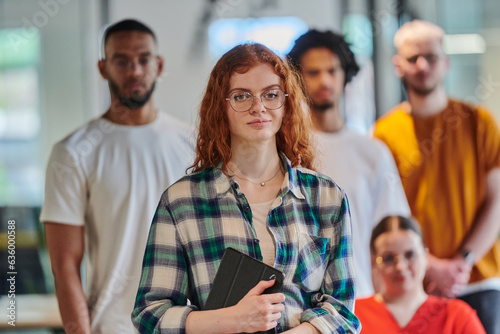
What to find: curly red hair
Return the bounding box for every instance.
[190,43,314,174]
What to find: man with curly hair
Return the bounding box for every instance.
[288,30,410,298]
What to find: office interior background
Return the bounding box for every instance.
[0,0,499,331]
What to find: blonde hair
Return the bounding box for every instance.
[394,20,445,50]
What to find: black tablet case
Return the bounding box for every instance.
[204,247,284,311]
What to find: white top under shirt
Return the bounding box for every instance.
[249,199,276,266]
[314,128,411,297]
[40,111,195,333]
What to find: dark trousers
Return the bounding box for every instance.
[459,289,500,334]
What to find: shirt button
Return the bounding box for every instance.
[244,206,250,212]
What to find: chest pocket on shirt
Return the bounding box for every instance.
[292,233,330,292]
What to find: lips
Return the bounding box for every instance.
[393,274,407,283]
[248,119,270,126]
[316,88,333,97]
[126,81,146,91]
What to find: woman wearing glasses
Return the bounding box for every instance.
[132,43,360,334]
[355,216,485,333]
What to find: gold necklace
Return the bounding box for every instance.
[228,165,282,187]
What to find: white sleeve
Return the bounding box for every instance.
[372,140,411,224]
[39,142,87,226]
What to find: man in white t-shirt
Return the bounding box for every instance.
[40,19,194,333]
[288,30,410,298]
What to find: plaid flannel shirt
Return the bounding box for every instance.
[132,155,360,333]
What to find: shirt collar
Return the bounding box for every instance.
[214,165,232,197]
[213,153,305,200]
[280,153,305,200]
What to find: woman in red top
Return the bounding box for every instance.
[355,216,485,333]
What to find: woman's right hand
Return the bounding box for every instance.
[233,279,285,333]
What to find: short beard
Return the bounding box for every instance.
[109,80,156,110]
[412,85,437,96]
[311,102,334,113]
[403,79,437,97]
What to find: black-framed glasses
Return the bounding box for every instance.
[375,250,419,268]
[225,88,288,112]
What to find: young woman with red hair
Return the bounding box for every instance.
[132,43,360,334]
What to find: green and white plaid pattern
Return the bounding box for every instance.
[132,156,360,334]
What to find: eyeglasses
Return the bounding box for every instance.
[107,56,158,72]
[406,54,440,65]
[375,250,419,268]
[225,88,288,112]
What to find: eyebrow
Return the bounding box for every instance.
[110,51,153,59]
[303,61,342,69]
[228,84,282,94]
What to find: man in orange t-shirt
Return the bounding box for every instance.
[373,20,500,334]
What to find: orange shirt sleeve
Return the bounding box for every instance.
[477,107,500,172]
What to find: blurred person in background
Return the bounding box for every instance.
[41,19,194,333]
[288,30,410,298]
[373,20,500,334]
[356,215,485,333]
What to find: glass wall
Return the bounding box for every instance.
[0,27,43,206]
[0,27,49,296]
